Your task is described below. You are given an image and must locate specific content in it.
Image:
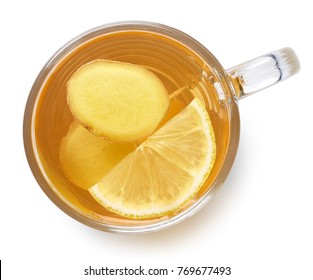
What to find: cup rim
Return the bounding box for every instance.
[23,21,240,234]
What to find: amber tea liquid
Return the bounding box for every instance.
[33,30,232,226]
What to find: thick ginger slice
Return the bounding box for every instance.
[59,121,135,190]
[67,60,169,142]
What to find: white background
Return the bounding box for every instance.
[1,0,312,279]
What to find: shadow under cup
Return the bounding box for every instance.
[23,22,240,233]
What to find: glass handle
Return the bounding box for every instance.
[226,47,300,99]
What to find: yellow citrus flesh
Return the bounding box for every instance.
[59,121,136,190]
[67,59,170,142]
[89,98,216,219]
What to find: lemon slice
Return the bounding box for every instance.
[89,98,216,219]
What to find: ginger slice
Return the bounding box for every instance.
[67,60,170,142]
[59,121,136,190]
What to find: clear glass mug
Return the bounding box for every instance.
[23,21,300,234]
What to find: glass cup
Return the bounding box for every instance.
[23,21,300,233]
